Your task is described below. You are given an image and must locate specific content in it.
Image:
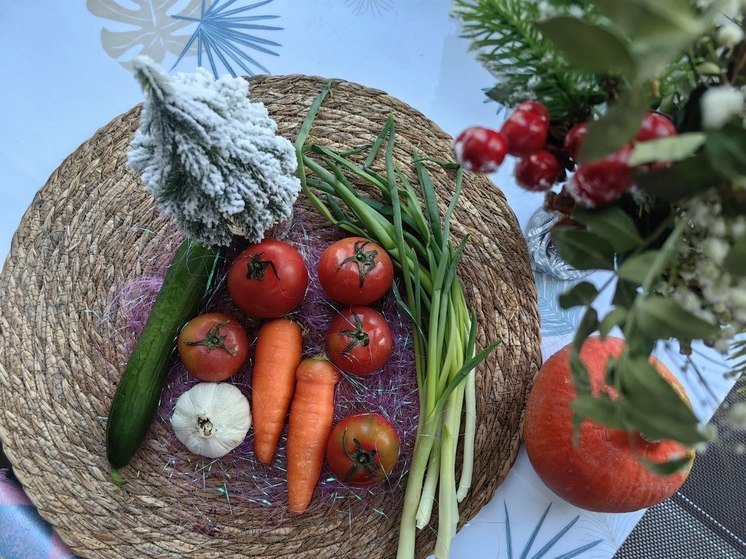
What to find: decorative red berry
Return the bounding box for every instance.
[453,127,508,173]
[515,101,550,123]
[500,110,549,157]
[564,122,589,160]
[634,112,678,172]
[515,150,561,192]
[566,146,633,207]
[636,112,677,142]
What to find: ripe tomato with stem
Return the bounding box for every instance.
[227,240,309,318]
[318,237,393,305]
[178,313,249,381]
[326,413,400,486]
[326,306,393,376]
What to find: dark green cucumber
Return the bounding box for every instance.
[106,239,219,469]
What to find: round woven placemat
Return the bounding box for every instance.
[0,75,540,559]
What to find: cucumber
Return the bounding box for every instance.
[106,239,219,469]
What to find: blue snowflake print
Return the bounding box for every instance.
[172,0,282,78]
[345,0,393,16]
[503,501,602,559]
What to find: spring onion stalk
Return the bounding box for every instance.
[415,421,442,528]
[437,383,465,558]
[295,83,499,559]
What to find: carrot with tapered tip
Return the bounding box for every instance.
[251,318,303,465]
[286,357,340,513]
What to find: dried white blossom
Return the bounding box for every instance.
[728,403,746,429]
[694,422,718,453]
[701,85,745,129]
[662,193,746,346]
[127,56,300,247]
[703,237,731,265]
[716,22,745,48]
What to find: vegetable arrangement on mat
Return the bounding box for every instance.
[106,55,300,471]
[108,58,497,559]
[295,83,499,559]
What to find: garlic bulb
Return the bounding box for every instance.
[171,383,251,458]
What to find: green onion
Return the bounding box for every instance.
[295,83,499,559]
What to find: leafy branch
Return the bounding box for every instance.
[453,0,606,118]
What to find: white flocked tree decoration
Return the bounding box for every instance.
[127,56,300,246]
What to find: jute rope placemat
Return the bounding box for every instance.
[0,75,541,558]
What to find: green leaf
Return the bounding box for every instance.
[579,89,650,162]
[551,228,616,270]
[570,307,599,395]
[485,82,515,105]
[634,152,719,201]
[617,355,704,444]
[591,0,704,78]
[572,394,627,430]
[724,235,746,277]
[559,281,599,309]
[435,339,502,412]
[599,308,628,337]
[415,156,443,248]
[628,133,706,166]
[613,279,640,308]
[634,295,720,340]
[705,126,746,185]
[591,0,701,39]
[618,251,660,283]
[573,207,643,253]
[535,17,636,76]
[638,455,693,475]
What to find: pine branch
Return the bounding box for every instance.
[453,0,606,119]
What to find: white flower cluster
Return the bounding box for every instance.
[127,56,300,247]
[716,21,745,48]
[729,402,746,429]
[701,85,745,129]
[660,195,746,352]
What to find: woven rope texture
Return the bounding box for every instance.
[0,75,541,558]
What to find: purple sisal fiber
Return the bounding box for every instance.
[111,206,419,518]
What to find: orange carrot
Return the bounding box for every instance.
[286,357,340,513]
[251,318,303,465]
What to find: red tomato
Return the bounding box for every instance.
[178,313,249,382]
[227,240,309,318]
[326,306,393,376]
[326,413,400,486]
[318,237,394,305]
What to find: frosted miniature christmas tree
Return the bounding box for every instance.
[127,56,300,246]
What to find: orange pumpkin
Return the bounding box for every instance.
[524,335,694,512]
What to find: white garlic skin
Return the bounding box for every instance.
[171,382,251,458]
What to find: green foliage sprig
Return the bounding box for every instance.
[454,0,606,118]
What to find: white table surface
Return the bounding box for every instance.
[0,2,737,557]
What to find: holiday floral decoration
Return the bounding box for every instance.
[454,0,746,464]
